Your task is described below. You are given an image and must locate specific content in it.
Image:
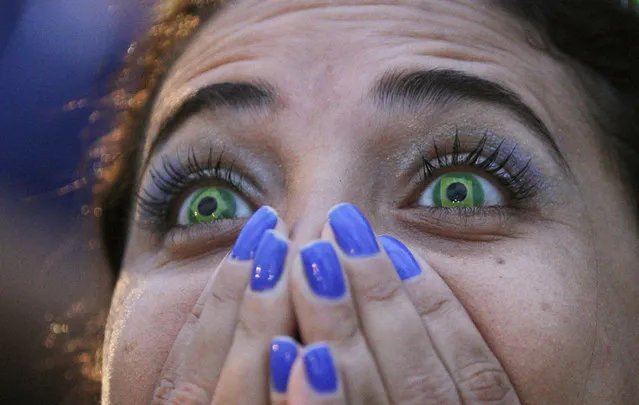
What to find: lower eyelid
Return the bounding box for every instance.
[163,218,247,260]
[396,206,523,241]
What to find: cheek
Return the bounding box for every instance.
[103,270,208,404]
[419,232,597,403]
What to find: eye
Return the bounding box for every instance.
[177,186,253,226]
[417,172,505,208]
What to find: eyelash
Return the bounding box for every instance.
[136,148,246,232]
[136,132,540,232]
[418,131,540,204]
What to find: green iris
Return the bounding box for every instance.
[432,173,485,208]
[186,187,237,224]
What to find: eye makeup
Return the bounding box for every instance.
[417,129,542,205]
[135,128,546,246]
[135,147,255,233]
[394,129,547,239]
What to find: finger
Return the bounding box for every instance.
[212,230,297,405]
[159,207,287,380]
[269,336,301,405]
[322,203,461,405]
[288,343,346,405]
[151,206,283,405]
[403,248,521,404]
[290,240,389,405]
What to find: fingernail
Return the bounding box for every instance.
[304,344,338,394]
[231,206,278,260]
[328,203,379,257]
[379,235,422,280]
[270,337,298,393]
[301,241,346,299]
[251,230,288,291]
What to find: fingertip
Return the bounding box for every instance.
[270,336,299,394]
[327,203,380,257]
[250,230,289,292]
[231,206,280,261]
[303,343,339,394]
[299,241,347,299]
[378,235,423,281]
[288,344,345,405]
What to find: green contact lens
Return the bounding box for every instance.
[432,173,485,208]
[184,187,238,224]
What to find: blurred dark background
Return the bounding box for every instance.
[1,1,151,403]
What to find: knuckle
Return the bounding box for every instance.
[236,292,291,339]
[308,301,359,342]
[326,304,359,341]
[151,380,210,405]
[394,373,459,405]
[235,310,264,340]
[359,277,404,305]
[150,378,175,405]
[455,361,512,403]
[209,279,244,307]
[416,295,456,320]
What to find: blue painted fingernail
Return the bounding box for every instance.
[270,337,298,393]
[231,206,278,260]
[379,235,422,280]
[304,344,338,394]
[328,203,379,257]
[301,241,345,299]
[251,230,288,291]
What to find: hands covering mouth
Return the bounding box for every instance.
[151,203,520,405]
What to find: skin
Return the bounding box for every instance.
[102,0,639,404]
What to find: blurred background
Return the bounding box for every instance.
[0,1,152,403]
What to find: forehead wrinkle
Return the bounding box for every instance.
[164,0,522,88]
[156,0,532,121]
[149,0,583,172]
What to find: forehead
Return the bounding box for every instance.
[145,0,583,158]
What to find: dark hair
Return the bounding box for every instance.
[96,0,639,275]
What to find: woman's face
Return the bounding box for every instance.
[102,0,639,403]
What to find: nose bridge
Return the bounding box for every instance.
[282,150,357,245]
[276,74,371,244]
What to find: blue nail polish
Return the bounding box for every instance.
[304,344,338,394]
[328,203,379,257]
[270,337,298,393]
[379,235,422,280]
[251,230,288,291]
[301,241,346,299]
[231,206,278,260]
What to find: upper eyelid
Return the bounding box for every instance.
[135,149,263,229]
[142,81,279,175]
[410,130,543,199]
[372,69,570,172]
[144,69,570,179]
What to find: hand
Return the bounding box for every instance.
[150,206,298,405]
[272,203,522,405]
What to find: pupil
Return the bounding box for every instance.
[446,182,468,203]
[197,197,218,216]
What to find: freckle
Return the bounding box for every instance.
[541,302,552,312]
[124,342,135,354]
[603,338,612,357]
[495,257,505,265]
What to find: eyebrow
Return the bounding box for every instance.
[146,69,567,171]
[144,82,276,168]
[373,69,567,166]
